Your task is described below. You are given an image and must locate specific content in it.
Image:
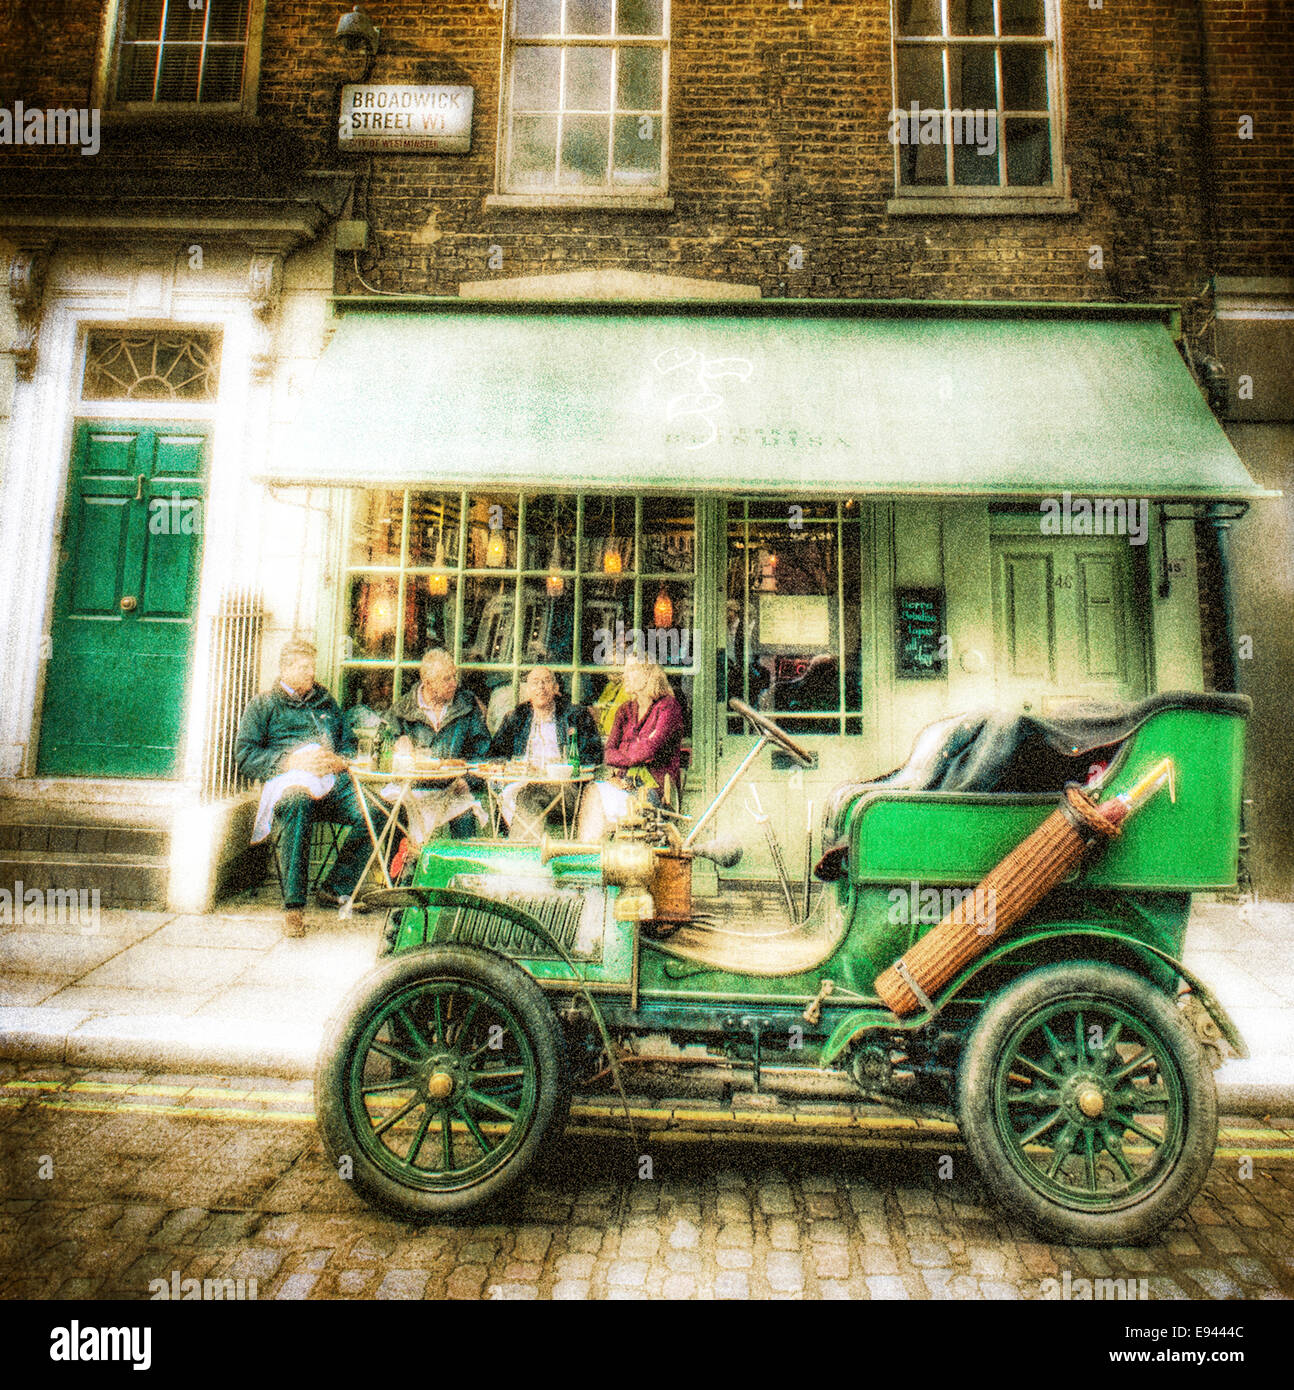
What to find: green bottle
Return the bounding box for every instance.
[566,724,580,776]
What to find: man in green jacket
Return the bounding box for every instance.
[381,649,490,839]
[236,640,370,936]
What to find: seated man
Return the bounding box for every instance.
[236,639,371,938]
[381,649,491,841]
[489,666,603,839]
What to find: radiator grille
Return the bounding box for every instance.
[437,875,603,961]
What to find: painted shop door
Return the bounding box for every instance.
[37,422,208,777]
[992,535,1149,714]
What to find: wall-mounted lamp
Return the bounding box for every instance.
[336,6,380,80]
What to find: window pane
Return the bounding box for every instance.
[953,118,1000,184]
[340,667,394,721]
[349,576,400,660]
[116,43,159,100]
[523,495,577,570]
[163,4,207,42]
[897,118,948,186]
[1005,117,1051,184]
[405,577,458,659]
[617,0,664,36]
[582,497,634,572]
[645,581,694,668]
[725,513,860,735]
[580,578,630,665]
[565,0,613,36]
[949,45,996,109]
[895,45,945,110]
[510,114,559,185]
[121,0,166,43]
[1001,0,1046,36]
[1002,46,1048,110]
[560,113,611,184]
[947,0,995,35]
[641,498,695,573]
[513,46,561,109]
[613,114,661,183]
[206,0,252,44]
[520,579,575,663]
[407,492,462,567]
[616,45,660,109]
[565,46,612,109]
[199,46,246,103]
[466,496,518,568]
[463,577,518,663]
[897,0,944,36]
[515,0,562,36]
[82,332,219,400]
[348,491,404,566]
[156,45,201,100]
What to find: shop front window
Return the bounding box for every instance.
[340,491,697,738]
[724,501,863,736]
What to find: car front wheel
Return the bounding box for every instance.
[315,945,570,1221]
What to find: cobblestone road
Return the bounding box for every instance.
[2,1064,1292,1301]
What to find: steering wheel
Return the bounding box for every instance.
[727,698,815,767]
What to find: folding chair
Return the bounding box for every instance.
[269,818,344,899]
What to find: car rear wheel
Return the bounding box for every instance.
[957,961,1216,1247]
[316,945,570,1221]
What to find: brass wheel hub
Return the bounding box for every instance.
[417,1053,461,1104]
[1077,1085,1105,1119]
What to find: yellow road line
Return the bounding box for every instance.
[7,1085,1294,1158]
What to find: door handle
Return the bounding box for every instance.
[135,473,145,501]
[120,596,137,612]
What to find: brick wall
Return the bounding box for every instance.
[0,2,1289,289]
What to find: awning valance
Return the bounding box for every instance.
[267,302,1269,501]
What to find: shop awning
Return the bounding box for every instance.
[268,302,1270,501]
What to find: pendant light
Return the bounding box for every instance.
[546,527,564,596]
[486,524,507,568]
[428,521,448,597]
[603,499,622,575]
[653,583,673,629]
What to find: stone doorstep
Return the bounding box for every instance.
[0,851,170,910]
[0,825,170,855]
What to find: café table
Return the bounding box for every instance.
[343,764,474,915]
[481,767,595,840]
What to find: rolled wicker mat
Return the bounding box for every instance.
[874,788,1122,1017]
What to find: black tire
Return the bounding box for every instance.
[315,945,570,1221]
[957,961,1217,1247]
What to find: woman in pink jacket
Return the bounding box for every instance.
[579,655,684,840]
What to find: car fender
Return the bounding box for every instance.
[821,926,1247,1065]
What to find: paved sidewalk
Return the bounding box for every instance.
[0,889,1291,1110]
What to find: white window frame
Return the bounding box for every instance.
[490,0,673,210]
[888,0,1072,214]
[93,0,267,120]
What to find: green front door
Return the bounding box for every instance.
[37,422,208,777]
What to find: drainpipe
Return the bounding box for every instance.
[1203,503,1248,693]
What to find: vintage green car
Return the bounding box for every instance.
[315,692,1250,1246]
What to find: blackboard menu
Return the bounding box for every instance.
[895,587,946,678]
